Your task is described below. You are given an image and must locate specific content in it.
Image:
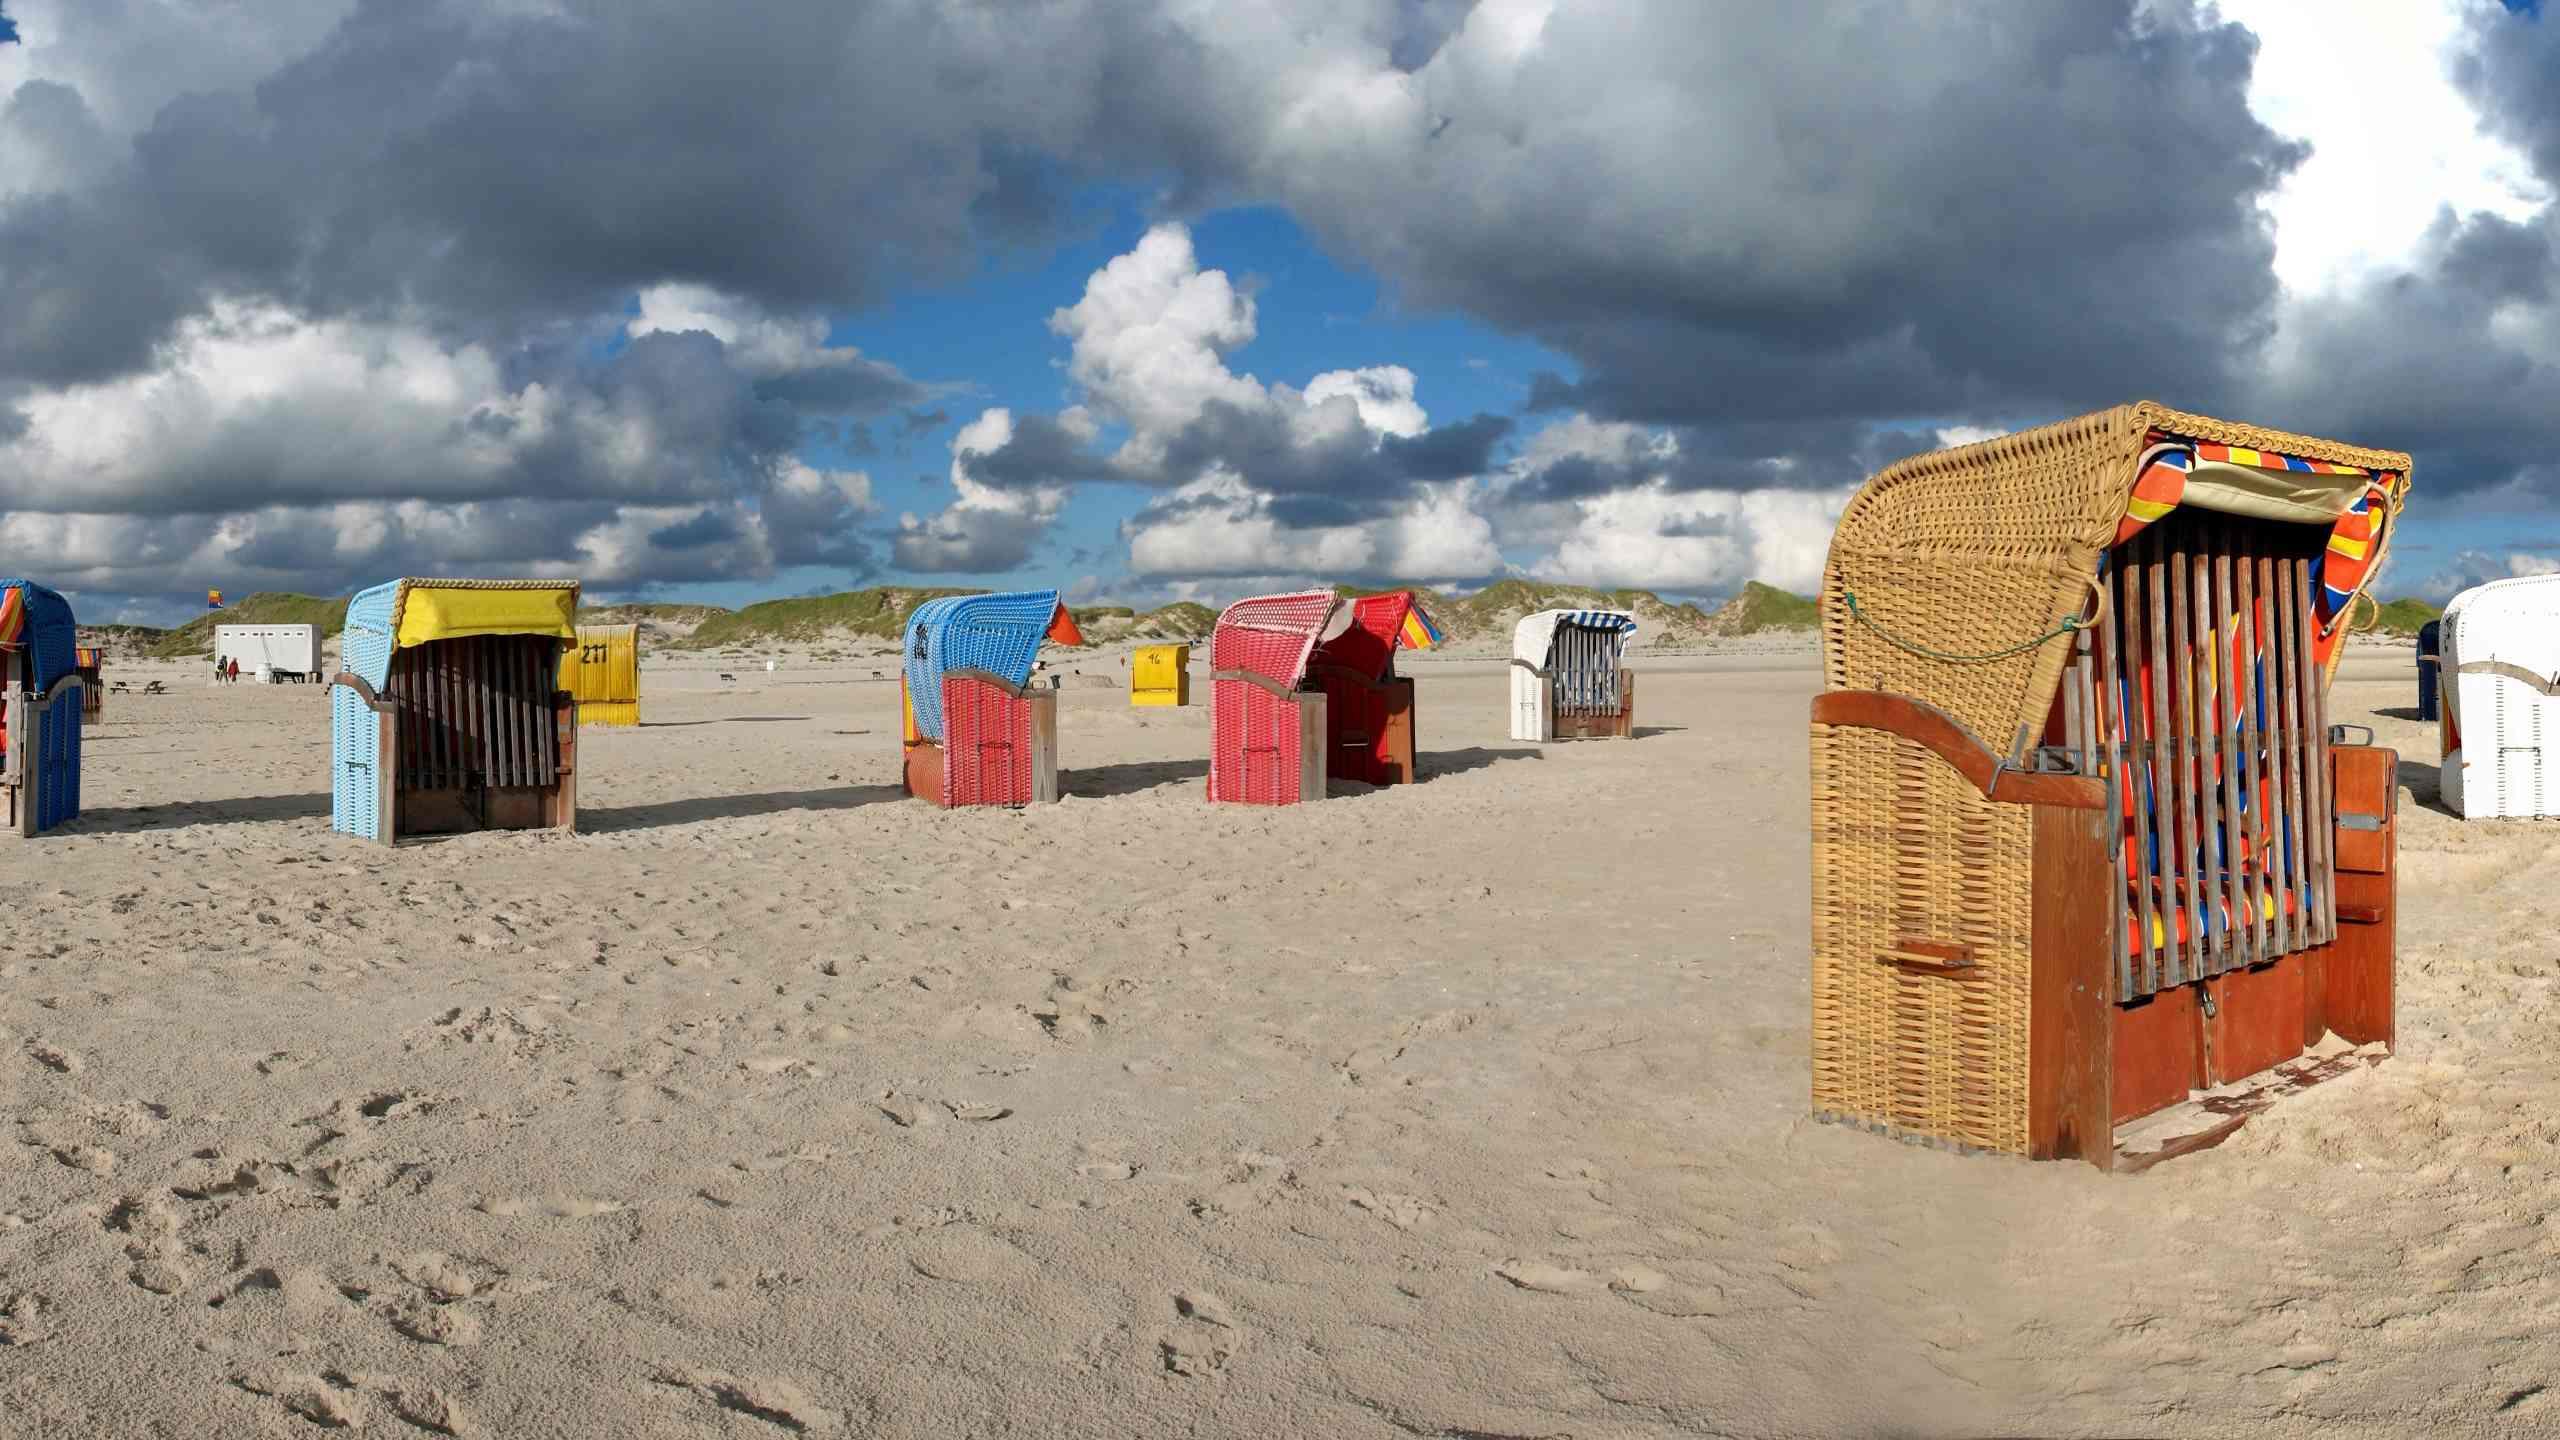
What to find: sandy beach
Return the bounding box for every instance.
[1,641,2548,1438]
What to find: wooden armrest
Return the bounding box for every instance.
[1812,690,2104,810]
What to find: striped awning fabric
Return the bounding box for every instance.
[2111,437,2398,632]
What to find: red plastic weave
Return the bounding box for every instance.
[941,673,1034,807]
[1210,679,1309,804]
[1210,589,1338,687]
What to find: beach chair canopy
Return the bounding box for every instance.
[1826,402,2409,751]
[1513,609,1637,670]
[0,581,80,690]
[343,578,581,688]
[902,590,1083,742]
[1307,592,1441,682]
[1210,590,1343,689]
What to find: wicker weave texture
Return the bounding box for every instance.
[1810,403,2412,1155]
[333,583,399,840]
[902,590,1061,742]
[1211,590,1337,687]
[1822,403,2411,749]
[1209,681,1308,804]
[2,581,84,833]
[942,674,1035,807]
[1809,722,2034,1152]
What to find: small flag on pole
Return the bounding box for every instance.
[208,589,224,610]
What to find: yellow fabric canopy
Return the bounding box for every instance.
[393,580,580,649]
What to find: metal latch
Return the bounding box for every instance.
[2338,813,2383,832]
[2026,745,2086,775]
[2329,723,2376,746]
[2199,988,2217,1019]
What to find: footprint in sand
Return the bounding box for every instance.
[0,1291,51,1346]
[1158,1291,1241,1379]
[1343,1186,1431,1230]
[1076,1160,1136,1182]
[946,1102,1011,1123]
[1494,1259,1594,1295]
[233,1370,370,1431]
[50,1144,113,1176]
[388,1297,483,1347]
[653,1366,841,1434]
[475,1195,627,1219]
[24,1043,80,1075]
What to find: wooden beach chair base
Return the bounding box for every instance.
[1549,671,1636,740]
[1309,667,1415,785]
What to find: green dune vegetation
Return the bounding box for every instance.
[2368,597,2443,637]
[106,578,1831,660]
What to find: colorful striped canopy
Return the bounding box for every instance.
[2110,436,2399,644]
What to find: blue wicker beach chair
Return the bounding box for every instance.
[0,580,85,837]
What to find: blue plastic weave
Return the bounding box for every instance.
[331,581,402,839]
[902,590,1062,742]
[2,581,82,831]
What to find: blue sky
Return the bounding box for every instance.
[8,0,2560,626]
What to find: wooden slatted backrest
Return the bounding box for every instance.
[386,634,561,791]
[2084,509,2333,1002]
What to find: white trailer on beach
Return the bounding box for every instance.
[213,623,325,683]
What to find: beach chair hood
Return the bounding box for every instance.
[1512,609,1638,669]
[902,590,1082,743]
[1308,592,1441,683]
[344,578,581,689]
[0,581,79,690]
[1823,402,2410,750]
[1209,590,1342,689]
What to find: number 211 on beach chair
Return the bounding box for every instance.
[1809,404,2409,1168]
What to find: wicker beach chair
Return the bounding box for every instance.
[900,591,1083,807]
[329,579,582,844]
[1208,590,1440,802]
[1810,403,2410,1166]
[560,623,641,727]
[2436,576,2560,817]
[1207,590,1339,804]
[1511,609,1638,741]
[0,581,86,837]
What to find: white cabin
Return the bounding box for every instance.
[213,623,324,683]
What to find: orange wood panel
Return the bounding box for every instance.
[2324,744,2398,1047]
[2204,957,2308,1087]
[2111,985,2201,1125]
[2030,802,2116,1165]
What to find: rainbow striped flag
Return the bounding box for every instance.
[1400,601,1442,651]
[0,586,21,648]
